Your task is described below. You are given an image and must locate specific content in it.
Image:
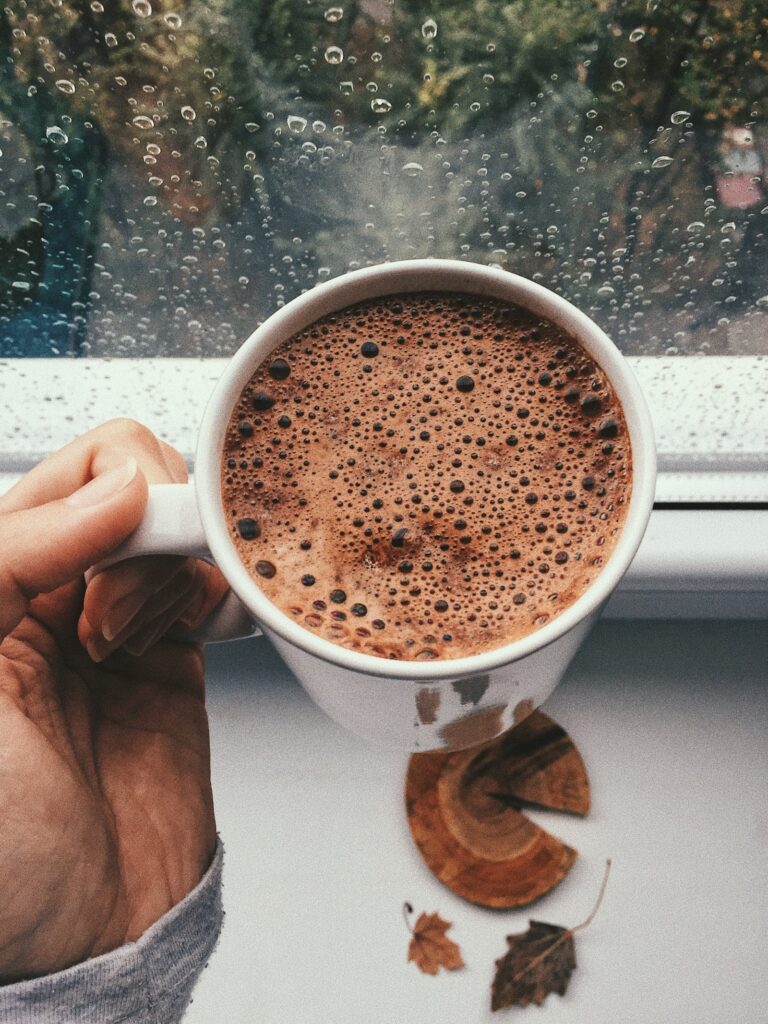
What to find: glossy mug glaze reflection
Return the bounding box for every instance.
[112,260,657,751]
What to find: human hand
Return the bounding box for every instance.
[0,419,228,982]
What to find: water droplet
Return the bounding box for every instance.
[421,17,437,40]
[597,284,615,297]
[324,45,344,65]
[629,27,645,42]
[324,6,343,22]
[55,79,75,95]
[340,81,354,95]
[287,114,307,133]
[132,114,154,129]
[143,195,157,206]
[132,0,151,16]
[193,135,207,148]
[482,73,494,84]
[372,98,391,114]
[651,155,674,169]
[755,295,768,308]
[245,122,260,133]
[181,105,196,121]
[114,75,127,86]
[613,56,627,68]
[90,1,104,10]
[670,110,691,124]
[401,161,423,176]
[371,51,382,63]
[611,80,624,92]
[687,221,705,232]
[104,32,118,47]
[45,126,68,145]
[163,12,182,28]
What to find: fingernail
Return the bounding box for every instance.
[67,458,138,509]
[102,589,147,642]
[176,590,207,631]
[85,638,105,663]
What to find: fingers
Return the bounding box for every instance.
[0,417,217,657]
[0,458,147,640]
[79,558,229,663]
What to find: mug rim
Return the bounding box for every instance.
[195,259,656,680]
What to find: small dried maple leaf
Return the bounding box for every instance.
[491,860,611,1012]
[405,904,465,975]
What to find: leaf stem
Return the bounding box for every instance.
[402,901,414,934]
[572,858,611,934]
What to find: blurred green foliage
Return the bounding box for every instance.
[0,0,766,354]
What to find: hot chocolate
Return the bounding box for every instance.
[220,292,631,660]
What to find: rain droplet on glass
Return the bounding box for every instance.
[324,46,344,64]
[181,105,196,121]
[421,17,438,40]
[132,0,151,16]
[132,114,154,129]
[401,161,423,176]
[670,110,691,124]
[629,27,646,42]
[651,155,674,169]
[324,6,343,22]
[287,115,308,133]
[55,79,75,94]
[45,126,68,145]
[371,97,391,113]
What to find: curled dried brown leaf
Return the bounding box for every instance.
[491,859,611,1011]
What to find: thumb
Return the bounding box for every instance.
[0,458,147,640]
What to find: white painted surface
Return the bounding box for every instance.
[187,621,768,1024]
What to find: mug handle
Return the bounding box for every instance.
[90,482,260,643]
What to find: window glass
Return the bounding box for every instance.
[2,0,767,357]
[0,1,766,473]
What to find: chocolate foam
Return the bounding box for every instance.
[221,293,631,660]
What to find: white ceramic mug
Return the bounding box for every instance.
[106,260,656,751]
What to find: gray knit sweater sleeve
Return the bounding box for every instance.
[0,840,223,1024]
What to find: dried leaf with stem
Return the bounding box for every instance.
[491,858,611,1011]
[404,902,465,975]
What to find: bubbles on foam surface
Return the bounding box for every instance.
[221,293,632,661]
